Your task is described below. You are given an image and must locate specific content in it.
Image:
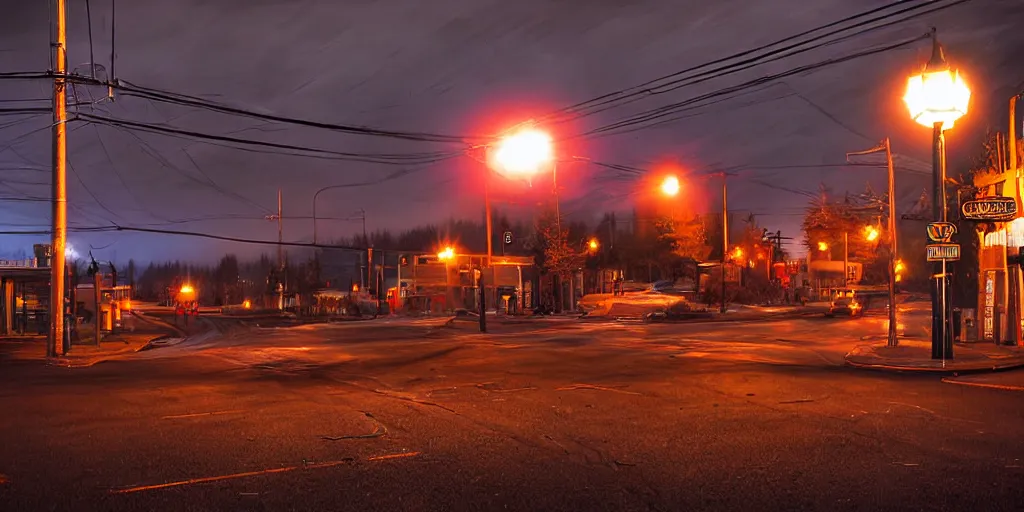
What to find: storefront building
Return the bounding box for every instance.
[972,170,1023,345]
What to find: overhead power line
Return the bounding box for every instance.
[63,75,481,144]
[542,0,968,125]
[579,33,931,138]
[76,113,466,165]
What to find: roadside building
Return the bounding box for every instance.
[400,253,534,314]
[0,258,51,335]
[970,170,1022,345]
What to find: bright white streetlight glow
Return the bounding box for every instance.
[492,128,554,177]
[660,175,680,197]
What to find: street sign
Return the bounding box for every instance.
[926,222,957,243]
[927,243,961,261]
[503,231,513,244]
[961,197,1017,221]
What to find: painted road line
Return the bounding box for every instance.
[940,378,1024,392]
[367,451,421,462]
[111,460,351,494]
[111,452,421,494]
[161,410,244,420]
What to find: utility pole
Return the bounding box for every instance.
[1008,94,1020,347]
[846,139,900,347]
[843,231,849,285]
[277,189,283,270]
[720,173,728,314]
[477,269,487,333]
[485,182,493,267]
[48,0,68,358]
[93,270,102,345]
[884,138,899,347]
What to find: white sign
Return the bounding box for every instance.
[0,259,36,268]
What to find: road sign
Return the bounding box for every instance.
[927,243,960,261]
[503,231,513,244]
[926,222,957,243]
[961,197,1017,221]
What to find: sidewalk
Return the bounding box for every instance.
[845,339,1024,373]
[0,332,165,368]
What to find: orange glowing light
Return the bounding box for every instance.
[587,238,599,251]
[180,284,194,294]
[438,246,455,261]
[864,225,879,242]
[732,247,743,259]
[242,299,252,309]
[660,175,681,197]
[817,242,829,252]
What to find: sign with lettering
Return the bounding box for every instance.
[926,222,957,243]
[961,197,1017,221]
[0,259,35,268]
[926,243,961,261]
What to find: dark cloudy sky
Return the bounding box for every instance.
[1,0,1022,264]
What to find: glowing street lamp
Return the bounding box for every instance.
[660,175,681,197]
[492,128,554,178]
[587,238,599,253]
[180,284,194,295]
[903,30,969,360]
[903,38,970,130]
[864,225,880,242]
[817,241,829,252]
[486,126,557,268]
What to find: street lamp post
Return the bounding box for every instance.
[903,28,970,360]
[490,127,555,310]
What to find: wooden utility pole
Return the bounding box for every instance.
[93,270,101,345]
[48,0,68,358]
[277,189,283,270]
[720,173,728,314]
[884,138,898,347]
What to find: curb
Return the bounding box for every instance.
[844,358,1024,374]
[940,378,1024,392]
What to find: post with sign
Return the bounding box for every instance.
[926,222,957,359]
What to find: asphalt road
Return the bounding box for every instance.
[1,314,1023,511]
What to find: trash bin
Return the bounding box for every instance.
[960,308,977,342]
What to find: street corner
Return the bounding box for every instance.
[845,340,1024,373]
[44,333,169,368]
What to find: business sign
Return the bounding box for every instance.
[926,243,961,261]
[926,222,957,243]
[0,259,35,268]
[961,197,1017,221]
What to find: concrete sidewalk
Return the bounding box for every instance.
[845,339,1024,373]
[0,332,167,368]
